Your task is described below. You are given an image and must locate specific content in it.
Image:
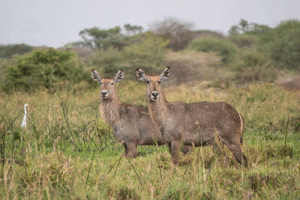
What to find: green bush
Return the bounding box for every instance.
[89,32,169,79]
[90,47,123,77]
[229,33,258,48]
[122,31,170,72]
[0,44,33,58]
[231,48,277,84]
[3,48,90,92]
[259,19,300,69]
[186,37,238,64]
[0,58,17,85]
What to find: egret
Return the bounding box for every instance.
[21,104,28,128]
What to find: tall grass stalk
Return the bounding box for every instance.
[0,82,299,198]
[284,116,289,168]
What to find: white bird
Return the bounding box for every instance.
[21,104,28,128]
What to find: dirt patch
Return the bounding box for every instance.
[281,76,300,91]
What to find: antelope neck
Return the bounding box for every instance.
[100,97,121,126]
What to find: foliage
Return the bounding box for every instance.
[231,48,277,84]
[186,37,238,64]
[230,19,300,70]
[3,48,90,92]
[164,51,222,85]
[262,19,300,69]
[90,47,123,77]
[69,46,94,62]
[150,17,195,51]
[88,32,169,79]
[124,24,143,35]
[245,24,272,36]
[229,33,258,48]
[229,19,272,35]
[0,58,17,86]
[194,30,225,38]
[0,44,34,58]
[122,32,170,73]
[79,26,124,50]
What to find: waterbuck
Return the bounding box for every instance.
[91,69,191,158]
[135,67,248,167]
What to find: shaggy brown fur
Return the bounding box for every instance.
[91,69,191,158]
[136,67,248,166]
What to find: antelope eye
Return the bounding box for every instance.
[146,80,150,84]
[100,82,103,85]
[158,81,161,84]
[110,82,114,85]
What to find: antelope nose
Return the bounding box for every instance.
[101,91,107,96]
[152,92,159,97]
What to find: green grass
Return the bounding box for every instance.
[1,82,300,199]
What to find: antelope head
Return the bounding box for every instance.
[91,69,124,100]
[135,67,170,102]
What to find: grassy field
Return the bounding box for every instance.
[0,81,300,199]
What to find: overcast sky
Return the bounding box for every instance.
[1,0,299,48]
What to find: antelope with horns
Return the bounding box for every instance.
[135,67,248,167]
[91,69,191,158]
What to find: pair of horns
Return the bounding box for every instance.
[91,67,171,83]
[135,67,171,82]
[91,69,124,84]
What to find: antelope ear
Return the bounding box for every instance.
[91,69,102,84]
[135,68,147,82]
[160,66,171,81]
[114,69,124,83]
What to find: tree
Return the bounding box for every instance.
[239,19,249,32]
[0,44,33,58]
[124,24,143,35]
[229,26,239,34]
[79,26,122,50]
[150,17,195,51]
[229,19,271,35]
[122,32,170,70]
[265,20,300,69]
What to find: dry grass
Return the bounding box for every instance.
[0,82,300,199]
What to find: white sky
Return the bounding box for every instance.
[1,0,299,48]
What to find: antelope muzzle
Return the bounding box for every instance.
[101,90,108,98]
[151,91,159,101]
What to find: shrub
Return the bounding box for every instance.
[186,37,238,64]
[89,32,169,80]
[122,32,170,74]
[229,33,258,48]
[150,17,195,51]
[3,48,90,92]
[259,19,300,69]
[90,47,123,77]
[231,48,277,84]
[269,20,300,69]
[194,30,225,38]
[164,51,222,85]
[0,44,33,58]
[69,46,94,61]
[0,58,17,87]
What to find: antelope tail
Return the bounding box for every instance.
[238,113,245,145]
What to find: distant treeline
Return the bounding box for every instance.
[0,18,300,92]
[0,44,34,59]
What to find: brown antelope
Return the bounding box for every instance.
[135,67,248,167]
[91,69,191,158]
